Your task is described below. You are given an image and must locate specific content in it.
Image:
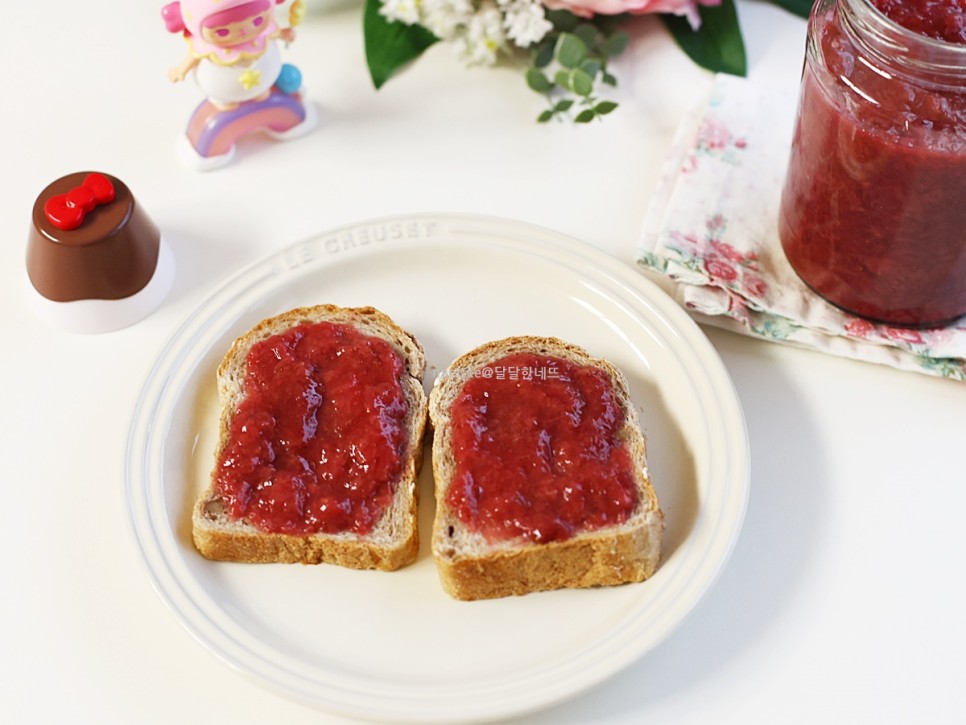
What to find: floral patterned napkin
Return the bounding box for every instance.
[637,73,966,382]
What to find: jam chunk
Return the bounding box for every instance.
[871,0,966,44]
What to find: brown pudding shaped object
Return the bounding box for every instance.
[26,172,161,302]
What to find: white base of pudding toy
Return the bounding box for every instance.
[25,237,175,334]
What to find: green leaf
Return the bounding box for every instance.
[594,100,618,115]
[554,69,573,91]
[555,33,588,69]
[572,68,594,97]
[767,0,814,19]
[602,72,617,86]
[661,0,747,76]
[526,67,554,93]
[591,13,623,36]
[546,9,580,32]
[553,99,574,112]
[601,31,629,58]
[537,109,554,123]
[363,0,439,89]
[573,23,599,48]
[579,58,602,79]
[533,39,556,68]
[575,109,596,123]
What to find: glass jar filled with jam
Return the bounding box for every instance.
[779,0,966,327]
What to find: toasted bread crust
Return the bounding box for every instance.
[429,336,663,599]
[193,304,428,571]
[192,499,419,570]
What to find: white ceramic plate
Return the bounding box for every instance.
[125,214,749,723]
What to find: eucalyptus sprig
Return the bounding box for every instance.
[526,12,629,123]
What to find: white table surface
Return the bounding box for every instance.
[3,2,964,723]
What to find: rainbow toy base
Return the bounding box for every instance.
[177,87,317,171]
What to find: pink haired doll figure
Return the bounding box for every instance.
[162,0,316,170]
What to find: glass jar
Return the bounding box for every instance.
[778,0,966,327]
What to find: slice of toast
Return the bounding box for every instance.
[193,304,428,571]
[429,336,663,599]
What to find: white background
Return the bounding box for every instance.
[1,1,964,723]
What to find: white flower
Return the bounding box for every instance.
[500,0,552,48]
[379,0,549,66]
[380,0,421,26]
[454,3,506,66]
[421,0,474,40]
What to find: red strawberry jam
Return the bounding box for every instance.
[870,0,966,43]
[778,0,966,326]
[447,353,639,544]
[214,321,408,535]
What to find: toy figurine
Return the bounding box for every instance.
[162,0,316,170]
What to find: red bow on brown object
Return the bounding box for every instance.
[44,173,116,231]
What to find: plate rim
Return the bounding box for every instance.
[124,212,750,723]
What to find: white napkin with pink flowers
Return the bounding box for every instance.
[637,73,966,382]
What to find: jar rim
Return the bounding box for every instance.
[840,0,966,85]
